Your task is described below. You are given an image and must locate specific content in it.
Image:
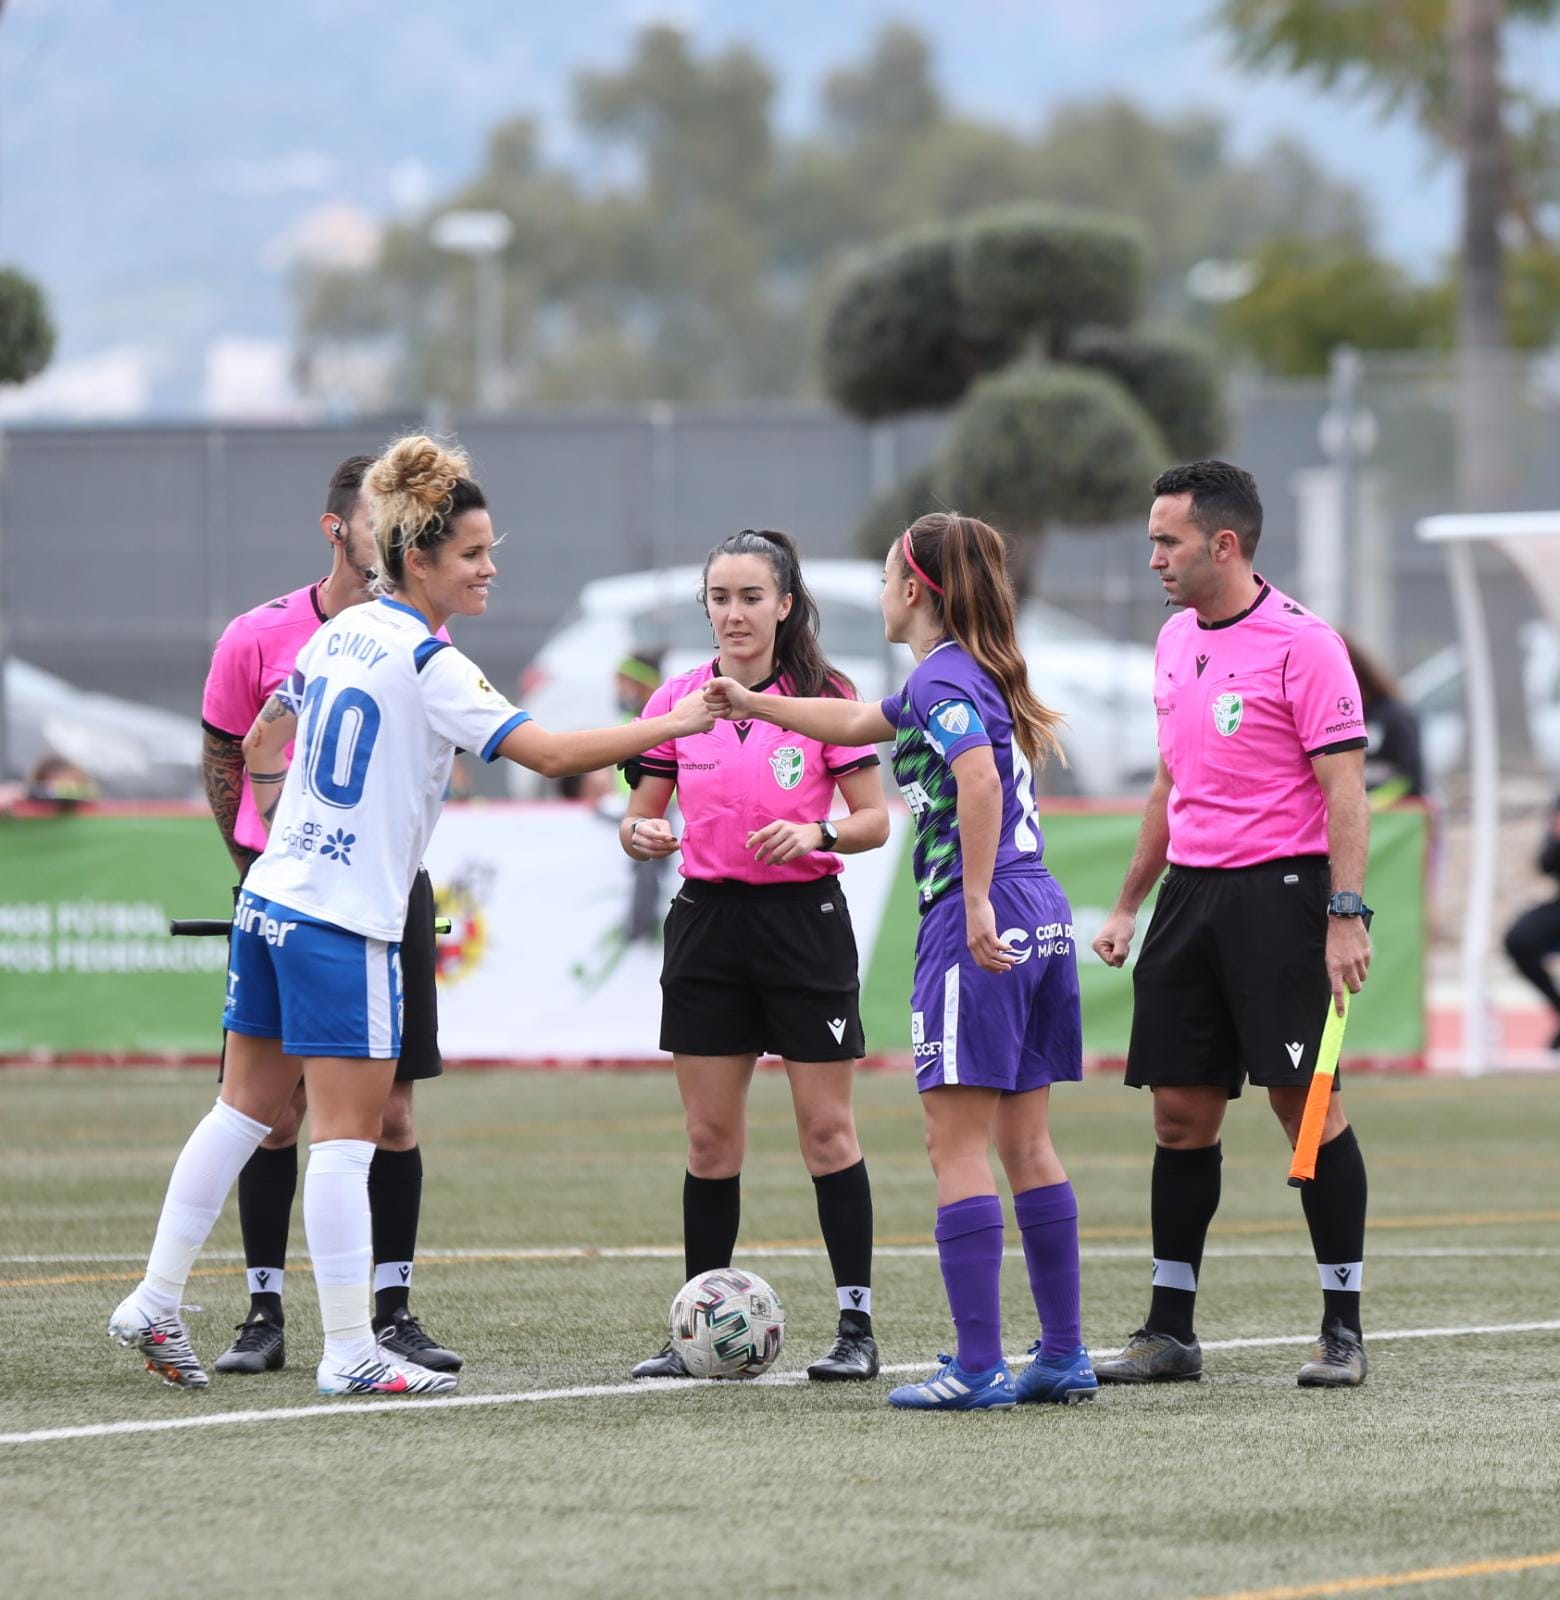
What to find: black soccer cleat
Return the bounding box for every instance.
[631,1343,690,1380]
[1297,1319,1367,1388]
[374,1308,464,1373]
[1094,1327,1203,1384]
[807,1329,880,1381]
[213,1306,286,1374]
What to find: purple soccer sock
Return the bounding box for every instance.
[1014,1181,1082,1360]
[934,1193,1005,1372]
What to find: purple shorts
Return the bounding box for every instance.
[910,872,1083,1094]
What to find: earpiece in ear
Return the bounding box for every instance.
[332,522,345,541]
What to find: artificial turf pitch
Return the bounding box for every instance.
[2,1068,1558,1600]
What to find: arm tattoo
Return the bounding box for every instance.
[259,694,291,724]
[201,731,256,875]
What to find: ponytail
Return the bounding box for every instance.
[897,513,1066,767]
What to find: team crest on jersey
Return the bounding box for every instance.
[936,702,971,737]
[469,666,504,702]
[769,746,805,790]
[1212,691,1243,736]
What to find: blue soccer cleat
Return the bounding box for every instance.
[1015,1342,1098,1405]
[887,1353,1016,1411]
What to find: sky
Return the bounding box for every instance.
[3,0,1558,413]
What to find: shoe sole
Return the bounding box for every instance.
[1297,1373,1366,1388]
[888,1396,1016,1412]
[1017,1386,1098,1405]
[214,1347,285,1375]
[806,1366,880,1382]
[1095,1369,1202,1384]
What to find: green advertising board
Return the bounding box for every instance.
[0,805,1426,1064]
[861,806,1426,1065]
[0,811,235,1056]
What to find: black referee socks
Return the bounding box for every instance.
[683,1172,742,1282]
[1300,1125,1367,1336]
[1148,1141,1223,1343]
[813,1158,874,1333]
[237,1142,297,1318]
[370,1145,423,1324]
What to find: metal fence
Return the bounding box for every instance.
[1,355,1555,780]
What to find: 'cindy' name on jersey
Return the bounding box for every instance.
[324,631,391,669]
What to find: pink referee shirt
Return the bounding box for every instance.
[1154,580,1366,870]
[638,660,879,885]
[202,582,449,855]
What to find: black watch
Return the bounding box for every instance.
[1327,891,1374,929]
[817,819,839,849]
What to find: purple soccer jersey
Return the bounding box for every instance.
[880,642,1045,910]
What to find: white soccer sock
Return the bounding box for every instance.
[304,1139,376,1367]
[139,1100,270,1317]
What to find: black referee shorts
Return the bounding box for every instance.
[220,866,442,1081]
[1125,856,1333,1097]
[659,876,865,1063]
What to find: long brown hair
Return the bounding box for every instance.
[898,513,1066,767]
[700,528,854,699]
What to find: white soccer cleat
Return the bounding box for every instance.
[316,1354,458,1397]
[107,1295,210,1389]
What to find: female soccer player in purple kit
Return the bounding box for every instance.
[708,512,1095,1410]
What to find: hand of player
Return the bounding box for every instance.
[746,819,821,865]
[668,687,716,737]
[965,896,1016,975]
[1325,916,1371,1014]
[1092,909,1136,968]
[626,817,679,859]
[704,676,757,722]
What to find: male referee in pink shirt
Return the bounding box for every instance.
[1092,460,1373,1388]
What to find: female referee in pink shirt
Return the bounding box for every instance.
[621,529,890,1382]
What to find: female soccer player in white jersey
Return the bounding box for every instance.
[109,435,714,1397]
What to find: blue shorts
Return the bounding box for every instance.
[909,873,1083,1094]
[223,893,403,1060]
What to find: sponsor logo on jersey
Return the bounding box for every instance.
[320,828,356,865]
[769,746,805,790]
[1212,691,1243,736]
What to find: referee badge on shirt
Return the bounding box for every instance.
[769,746,805,790]
[1212,691,1243,736]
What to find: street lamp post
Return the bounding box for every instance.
[430,209,514,412]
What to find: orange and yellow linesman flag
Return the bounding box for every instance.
[1287,992,1350,1186]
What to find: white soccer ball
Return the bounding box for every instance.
[669,1267,786,1379]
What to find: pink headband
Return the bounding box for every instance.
[901,530,944,596]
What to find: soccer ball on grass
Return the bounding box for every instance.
[669,1267,786,1378]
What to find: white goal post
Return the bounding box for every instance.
[1416,511,1560,1074]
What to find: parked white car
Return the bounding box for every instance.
[508,561,1160,798]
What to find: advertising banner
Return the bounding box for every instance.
[0,803,1425,1065]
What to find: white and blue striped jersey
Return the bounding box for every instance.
[244,597,528,941]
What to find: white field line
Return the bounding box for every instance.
[8,1244,1560,1266]
[3,1320,1558,1450]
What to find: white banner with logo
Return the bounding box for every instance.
[421,803,905,1060]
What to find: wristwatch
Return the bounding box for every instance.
[816,819,839,849]
[1326,891,1374,929]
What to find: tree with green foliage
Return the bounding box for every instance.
[295,21,1370,411]
[823,203,1226,581]
[1215,0,1560,501]
[0,268,54,388]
